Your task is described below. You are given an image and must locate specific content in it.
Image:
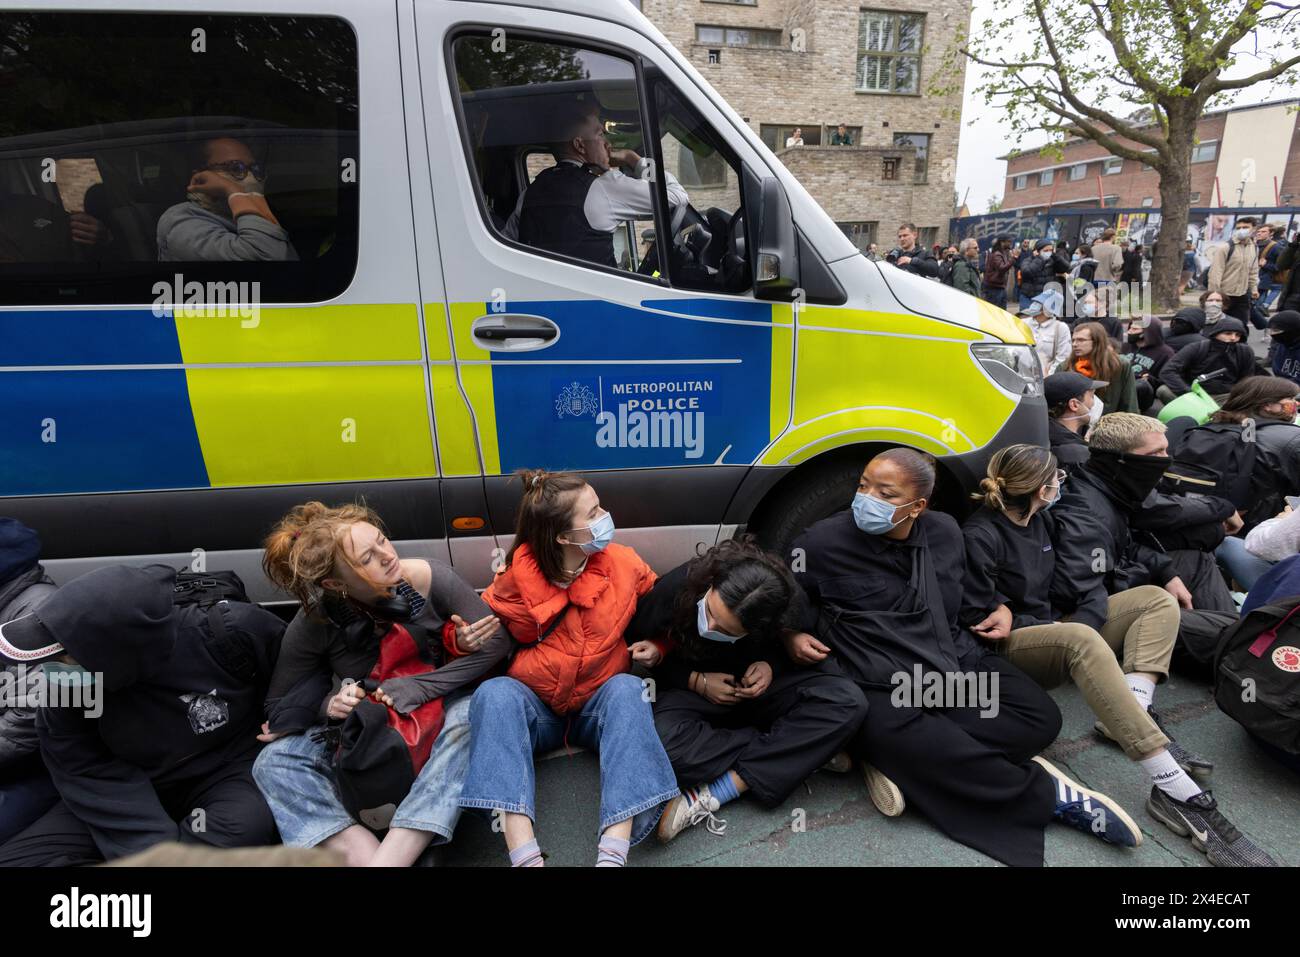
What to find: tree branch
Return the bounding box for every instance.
[1206,51,1300,91]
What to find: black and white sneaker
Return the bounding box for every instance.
[1146,787,1278,867]
[1094,705,1214,780]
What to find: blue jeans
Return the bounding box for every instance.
[459,674,679,846]
[1216,536,1274,592]
[983,287,1007,309]
[252,691,473,847]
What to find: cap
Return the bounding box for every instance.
[0,612,65,667]
[1045,371,1108,407]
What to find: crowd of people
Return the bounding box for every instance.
[2,398,1296,868]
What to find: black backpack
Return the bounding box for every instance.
[169,567,282,685]
[1214,598,1300,755]
[1173,422,1286,527]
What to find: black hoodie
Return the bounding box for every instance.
[1161,316,1259,396]
[36,564,284,860]
[1164,306,1206,354]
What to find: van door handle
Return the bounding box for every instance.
[470,314,560,352]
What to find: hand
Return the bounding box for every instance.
[451,612,498,654]
[1165,576,1194,610]
[695,672,741,706]
[326,682,366,720]
[784,630,830,664]
[735,661,773,699]
[607,148,642,170]
[1223,511,1244,535]
[1279,504,1294,520]
[370,686,396,708]
[256,720,285,743]
[971,604,1013,641]
[186,169,242,200]
[628,640,662,667]
[69,211,108,246]
[896,256,912,266]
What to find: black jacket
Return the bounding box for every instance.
[886,245,940,279]
[1049,417,1090,472]
[1018,253,1052,299]
[1160,337,1259,396]
[0,563,58,768]
[625,561,784,691]
[36,564,285,861]
[1165,307,1207,354]
[1130,489,1237,553]
[1048,465,1176,631]
[1276,239,1300,312]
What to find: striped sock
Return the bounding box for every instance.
[709,771,741,807]
[596,834,630,867]
[509,839,544,867]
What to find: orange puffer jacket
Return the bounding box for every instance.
[484,542,657,715]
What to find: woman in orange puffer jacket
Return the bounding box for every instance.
[457,470,679,867]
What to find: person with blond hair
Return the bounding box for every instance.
[252,501,509,867]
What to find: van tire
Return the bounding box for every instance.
[748,455,863,558]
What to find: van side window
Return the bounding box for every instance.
[450,32,670,277]
[646,75,751,294]
[0,12,359,305]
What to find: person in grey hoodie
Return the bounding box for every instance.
[156,136,298,262]
[0,518,60,844]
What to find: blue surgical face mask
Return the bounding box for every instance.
[1040,483,1061,510]
[571,510,615,555]
[852,491,918,535]
[1078,301,1097,318]
[696,588,744,643]
[41,662,97,687]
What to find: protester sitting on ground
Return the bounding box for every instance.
[1045,372,1102,471]
[1266,310,1300,385]
[0,565,285,866]
[1218,503,1300,592]
[1174,377,1300,534]
[623,537,867,843]
[1073,289,1123,340]
[1198,289,1227,338]
[157,136,298,262]
[1122,318,1175,414]
[958,446,1272,866]
[0,518,60,845]
[1024,289,1071,377]
[1069,321,1138,414]
[251,502,510,867]
[1165,304,1208,354]
[1159,316,1258,402]
[1044,415,1277,866]
[458,470,678,868]
[786,447,1134,866]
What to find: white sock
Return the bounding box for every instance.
[1126,673,1155,711]
[1140,750,1203,802]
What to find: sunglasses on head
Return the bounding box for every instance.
[195,159,265,181]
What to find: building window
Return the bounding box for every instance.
[1140,197,1154,207]
[760,123,821,150]
[838,221,877,252]
[696,25,782,47]
[883,157,900,180]
[707,49,720,64]
[1039,169,1054,186]
[1103,196,1120,207]
[1014,174,1028,190]
[1103,157,1123,175]
[1068,163,1087,181]
[1191,141,1218,163]
[856,11,923,94]
[892,133,930,182]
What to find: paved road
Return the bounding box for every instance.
[431,674,1299,867]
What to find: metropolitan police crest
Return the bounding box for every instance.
[555,381,599,419]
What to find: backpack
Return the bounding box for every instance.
[1172,421,1285,526]
[170,568,283,684]
[1213,598,1300,755]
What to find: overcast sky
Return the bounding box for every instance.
[954,0,1300,213]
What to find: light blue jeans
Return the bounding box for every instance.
[459,674,679,847]
[252,691,472,848]
[1216,536,1275,592]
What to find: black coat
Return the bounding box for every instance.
[887,245,940,279]
[1048,465,1176,631]
[1276,239,1300,312]
[1160,338,1259,396]
[1048,418,1090,472]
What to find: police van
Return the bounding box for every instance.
[0,0,1045,601]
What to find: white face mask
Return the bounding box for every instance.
[1235,228,1253,242]
[1087,398,1104,427]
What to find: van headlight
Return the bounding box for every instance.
[970,343,1042,397]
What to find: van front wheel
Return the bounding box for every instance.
[748,455,863,559]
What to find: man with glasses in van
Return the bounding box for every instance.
[156,136,297,262]
[502,100,688,269]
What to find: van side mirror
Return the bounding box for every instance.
[752,176,799,300]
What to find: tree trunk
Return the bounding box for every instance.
[1152,112,1196,315]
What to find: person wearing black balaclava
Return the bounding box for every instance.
[1267,310,1300,385]
[1165,305,1207,354]
[1159,316,1259,401]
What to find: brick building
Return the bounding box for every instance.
[638,0,971,253]
[1000,99,1300,214]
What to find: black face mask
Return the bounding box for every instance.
[1087,449,1171,506]
[1171,320,1192,336]
[1271,328,1300,348]
[1209,338,1239,352]
[1127,332,1143,345]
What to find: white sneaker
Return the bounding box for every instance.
[657,785,727,843]
[862,763,905,817]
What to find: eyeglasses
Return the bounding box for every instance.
[194,159,266,181]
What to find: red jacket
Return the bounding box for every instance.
[484,542,657,714]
